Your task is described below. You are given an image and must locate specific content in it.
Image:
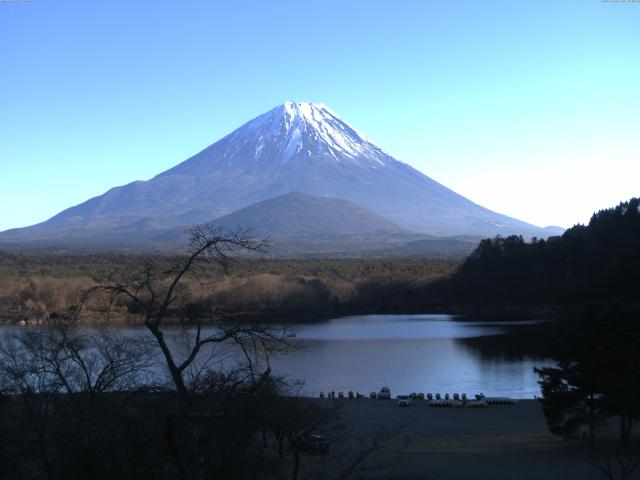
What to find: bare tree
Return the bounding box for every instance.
[588,441,640,480]
[81,225,290,395]
[0,322,154,480]
[278,396,337,480]
[70,225,299,480]
[334,425,405,480]
[0,374,12,478]
[2,322,153,399]
[302,420,409,480]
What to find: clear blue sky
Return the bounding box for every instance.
[1,0,638,231]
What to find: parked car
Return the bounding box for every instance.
[298,433,330,455]
[397,395,412,407]
[378,387,391,399]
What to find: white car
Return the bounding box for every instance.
[397,395,412,407]
[378,387,391,400]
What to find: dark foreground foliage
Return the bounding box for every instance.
[442,197,640,311]
[0,322,395,480]
[535,309,640,445]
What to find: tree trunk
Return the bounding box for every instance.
[38,435,53,480]
[147,325,188,394]
[164,415,189,480]
[291,449,300,480]
[168,364,188,396]
[620,413,629,446]
[277,435,284,459]
[588,395,595,444]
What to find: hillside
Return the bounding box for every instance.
[210,192,403,239]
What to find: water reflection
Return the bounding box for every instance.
[267,314,552,398]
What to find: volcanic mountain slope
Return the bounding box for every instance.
[1,101,552,246]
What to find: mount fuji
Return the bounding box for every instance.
[1,101,553,251]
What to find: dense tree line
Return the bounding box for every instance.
[0,253,456,284]
[445,198,640,310]
[0,253,456,324]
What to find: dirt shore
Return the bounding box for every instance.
[301,399,611,480]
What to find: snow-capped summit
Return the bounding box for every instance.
[271,101,386,162]
[3,102,552,243]
[195,101,392,170]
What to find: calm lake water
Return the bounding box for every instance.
[0,314,553,399]
[267,314,551,399]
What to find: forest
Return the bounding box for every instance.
[440,198,640,312]
[0,253,457,324]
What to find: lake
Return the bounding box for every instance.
[0,314,553,399]
[267,314,551,399]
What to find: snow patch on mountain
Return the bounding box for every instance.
[248,101,390,166]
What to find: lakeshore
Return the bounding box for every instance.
[301,399,609,480]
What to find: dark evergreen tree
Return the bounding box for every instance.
[536,310,640,444]
[446,197,640,309]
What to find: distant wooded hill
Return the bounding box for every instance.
[211,193,403,239]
